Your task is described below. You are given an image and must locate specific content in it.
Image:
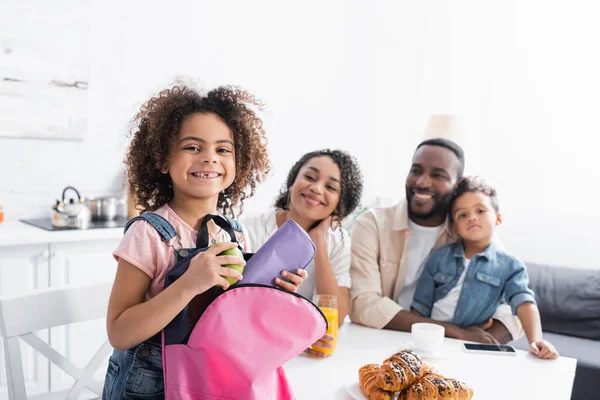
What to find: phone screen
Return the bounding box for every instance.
[464,343,516,353]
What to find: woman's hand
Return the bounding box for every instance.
[308,216,334,243]
[184,242,245,293]
[274,269,308,292]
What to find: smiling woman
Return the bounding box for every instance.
[242,149,364,339]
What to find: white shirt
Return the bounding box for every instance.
[242,209,352,300]
[395,221,443,310]
[430,258,471,322]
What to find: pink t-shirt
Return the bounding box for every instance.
[113,204,250,299]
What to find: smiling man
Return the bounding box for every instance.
[349,138,522,344]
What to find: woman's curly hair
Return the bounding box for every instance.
[274,149,363,222]
[126,84,270,217]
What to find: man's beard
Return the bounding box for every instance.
[406,185,454,221]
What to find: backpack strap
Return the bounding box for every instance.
[124,213,178,242]
[197,214,239,249]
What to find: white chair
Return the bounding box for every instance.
[0,283,113,400]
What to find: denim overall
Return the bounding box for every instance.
[102,213,243,399]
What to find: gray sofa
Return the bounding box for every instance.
[509,262,600,400]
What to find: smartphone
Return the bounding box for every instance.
[462,343,517,356]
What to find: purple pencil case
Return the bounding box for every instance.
[242,219,316,287]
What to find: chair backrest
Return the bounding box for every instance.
[0,283,113,400]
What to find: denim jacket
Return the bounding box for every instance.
[411,241,536,327]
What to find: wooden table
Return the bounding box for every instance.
[284,323,577,399]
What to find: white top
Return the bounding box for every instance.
[241,209,352,299]
[395,220,443,309]
[431,258,471,322]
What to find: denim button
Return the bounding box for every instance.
[140,347,151,358]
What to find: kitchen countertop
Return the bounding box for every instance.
[0,221,124,247]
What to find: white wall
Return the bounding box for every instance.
[0,0,133,219]
[1,1,597,268]
[1,0,388,219]
[442,0,600,269]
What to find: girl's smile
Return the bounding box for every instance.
[165,113,236,201]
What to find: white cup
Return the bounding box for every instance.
[411,323,445,356]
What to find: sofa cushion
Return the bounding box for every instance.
[524,262,600,340]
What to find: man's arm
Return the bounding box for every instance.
[385,310,500,344]
[386,309,457,334]
[349,213,402,329]
[487,318,512,344]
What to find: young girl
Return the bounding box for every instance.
[102,84,308,399]
[243,149,363,355]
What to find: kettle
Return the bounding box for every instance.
[52,186,91,229]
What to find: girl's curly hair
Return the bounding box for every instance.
[126,84,270,217]
[274,149,363,222]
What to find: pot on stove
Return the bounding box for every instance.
[84,196,124,221]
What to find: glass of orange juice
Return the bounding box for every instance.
[310,294,338,356]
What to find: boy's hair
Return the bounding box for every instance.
[416,138,465,179]
[450,176,499,222]
[273,149,363,221]
[126,84,270,217]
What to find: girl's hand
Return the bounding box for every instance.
[530,340,559,359]
[308,216,333,243]
[184,242,245,294]
[274,269,308,292]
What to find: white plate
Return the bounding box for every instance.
[345,381,368,400]
[402,341,454,359]
[345,381,401,400]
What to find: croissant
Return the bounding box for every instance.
[397,373,474,400]
[376,349,426,392]
[358,364,393,400]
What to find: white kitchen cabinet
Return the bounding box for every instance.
[0,244,52,397]
[0,222,123,398]
[47,239,120,394]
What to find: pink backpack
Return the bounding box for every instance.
[163,285,327,399]
[160,216,327,399]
